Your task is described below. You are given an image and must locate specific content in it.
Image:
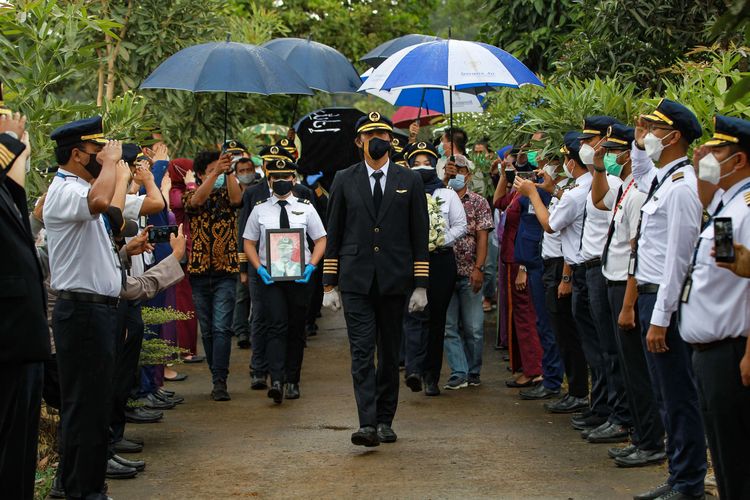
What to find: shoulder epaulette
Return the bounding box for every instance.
[744,191,750,206]
[255,199,267,206]
[672,172,684,182]
[297,198,311,204]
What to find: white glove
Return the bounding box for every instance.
[322,288,341,312]
[408,287,428,313]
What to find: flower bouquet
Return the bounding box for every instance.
[426,193,447,252]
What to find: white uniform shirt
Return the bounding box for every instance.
[123,194,153,277]
[680,180,750,343]
[548,172,592,265]
[602,174,647,281]
[631,146,702,327]
[365,161,389,194]
[580,174,623,261]
[243,195,326,268]
[44,169,121,297]
[541,177,570,260]
[432,187,468,247]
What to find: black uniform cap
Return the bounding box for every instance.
[601,124,635,149]
[259,144,295,162]
[577,116,624,140]
[703,114,750,151]
[355,111,394,134]
[223,139,248,155]
[50,116,108,148]
[642,98,703,144]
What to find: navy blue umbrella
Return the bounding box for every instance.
[140,38,313,141]
[359,34,441,68]
[261,37,362,125]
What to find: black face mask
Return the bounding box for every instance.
[82,150,102,178]
[416,169,436,183]
[367,137,391,161]
[272,179,293,197]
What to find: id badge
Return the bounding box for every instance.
[681,276,692,303]
[627,253,636,276]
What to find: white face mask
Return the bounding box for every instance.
[698,153,737,185]
[643,131,675,162]
[562,159,574,178]
[543,163,559,179]
[578,144,596,165]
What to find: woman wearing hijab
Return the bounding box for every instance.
[402,142,468,396]
[167,158,202,363]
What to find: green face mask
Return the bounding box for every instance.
[603,152,624,177]
[527,150,538,167]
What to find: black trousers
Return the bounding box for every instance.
[571,265,608,417]
[256,281,310,384]
[542,258,588,398]
[692,337,750,500]
[606,283,664,450]
[0,361,43,500]
[110,301,144,447]
[306,265,324,326]
[341,285,405,428]
[54,298,118,500]
[408,250,457,385]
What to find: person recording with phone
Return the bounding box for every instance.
[679,115,750,500]
[184,150,242,401]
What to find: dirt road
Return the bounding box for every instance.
[108,310,665,499]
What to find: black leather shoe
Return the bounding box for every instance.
[154,389,184,405]
[113,438,143,454]
[519,384,561,400]
[581,421,612,440]
[305,323,318,337]
[112,454,146,472]
[571,413,607,430]
[182,354,205,363]
[633,482,671,500]
[285,383,300,399]
[136,393,175,410]
[608,443,636,459]
[587,422,630,443]
[211,380,231,401]
[424,380,440,396]
[615,448,667,468]
[251,374,268,390]
[49,474,65,498]
[125,407,163,424]
[545,394,589,413]
[106,458,138,479]
[351,426,379,447]
[376,423,397,443]
[654,491,705,500]
[268,381,284,404]
[125,435,145,445]
[237,334,251,349]
[405,373,422,392]
[505,377,540,388]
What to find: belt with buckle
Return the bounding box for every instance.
[58,290,119,306]
[637,283,660,294]
[583,258,602,269]
[691,336,747,353]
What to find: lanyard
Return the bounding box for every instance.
[690,180,750,267]
[613,178,635,217]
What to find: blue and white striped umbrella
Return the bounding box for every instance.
[358,39,543,93]
[360,68,485,113]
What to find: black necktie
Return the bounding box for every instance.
[372,171,384,213]
[631,176,660,274]
[278,200,290,229]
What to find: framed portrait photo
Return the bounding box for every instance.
[266,228,305,281]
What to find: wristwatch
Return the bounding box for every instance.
[474,265,485,272]
[519,265,527,272]
[594,166,606,173]
[561,274,571,283]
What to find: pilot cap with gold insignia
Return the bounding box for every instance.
[265,158,297,176]
[259,144,295,163]
[355,111,394,134]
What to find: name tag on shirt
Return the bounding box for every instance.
[528,203,535,214]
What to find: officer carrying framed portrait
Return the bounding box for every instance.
[266,228,305,280]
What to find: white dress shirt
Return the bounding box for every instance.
[580,174,623,261]
[44,168,122,297]
[365,160,389,194]
[630,145,702,327]
[123,193,153,277]
[432,187,468,247]
[680,178,750,343]
[548,172,592,265]
[602,174,647,281]
[541,178,569,260]
[243,194,326,268]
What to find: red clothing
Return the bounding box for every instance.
[495,192,521,264]
[495,190,542,377]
